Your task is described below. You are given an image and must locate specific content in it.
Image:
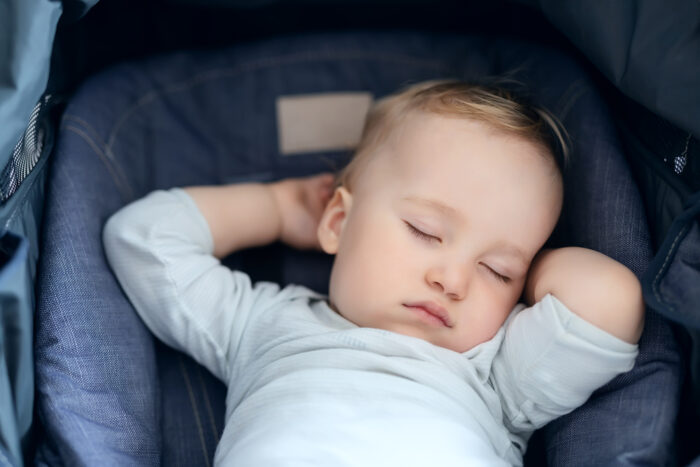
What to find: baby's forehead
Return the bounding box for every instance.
[391,113,558,169]
[350,111,562,204]
[380,114,561,209]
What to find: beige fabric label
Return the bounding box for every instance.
[276,92,374,155]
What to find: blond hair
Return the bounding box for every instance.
[337,79,570,190]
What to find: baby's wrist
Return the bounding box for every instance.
[266,181,287,242]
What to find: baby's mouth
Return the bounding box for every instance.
[402,302,453,328]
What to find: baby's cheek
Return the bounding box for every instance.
[329,254,373,321]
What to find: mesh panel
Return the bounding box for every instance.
[1,94,52,203]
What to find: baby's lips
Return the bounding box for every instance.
[403,301,454,327]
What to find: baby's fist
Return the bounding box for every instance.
[270,173,335,250]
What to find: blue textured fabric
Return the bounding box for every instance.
[0,0,62,171]
[0,119,52,467]
[643,190,700,327]
[0,2,63,464]
[34,31,681,465]
[0,233,30,467]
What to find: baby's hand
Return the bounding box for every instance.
[270,173,335,250]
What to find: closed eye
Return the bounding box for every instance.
[404,221,441,243]
[483,264,511,284]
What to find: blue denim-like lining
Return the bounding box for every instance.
[177,355,212,467]
[653,223,689,313]
[644,188,700,326]
[196,362,220,441]
[61,122,134,201]
[106,50,447,154]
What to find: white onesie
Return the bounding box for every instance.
[103,188,638,466]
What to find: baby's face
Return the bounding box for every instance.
[318,112,563,353]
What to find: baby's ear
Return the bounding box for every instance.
[317,186,352,254]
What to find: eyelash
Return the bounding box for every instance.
[486,267,511,284]
[405,221,511,284]
[404,221,441,243]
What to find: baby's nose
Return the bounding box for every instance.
[426,264,469,300]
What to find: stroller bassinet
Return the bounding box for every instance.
[1,1,699,466]
[33,30,679,465]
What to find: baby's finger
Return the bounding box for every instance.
[312,173,335,201]
[314,173,336,190]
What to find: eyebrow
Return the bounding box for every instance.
[402,196,460,219]
[497,244,529,269]
[402,195,529,268]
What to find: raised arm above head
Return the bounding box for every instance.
[184,173,334,259]
[524,247,645,344]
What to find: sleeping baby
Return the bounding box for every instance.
[103,80,644,466]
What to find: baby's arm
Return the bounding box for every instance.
[492,247,642,437]
[524,247,645,344]
[183,173,334,258]
[103,174,333,381]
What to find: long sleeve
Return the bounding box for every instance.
[102,188,284,382]
[490,294,639,437]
